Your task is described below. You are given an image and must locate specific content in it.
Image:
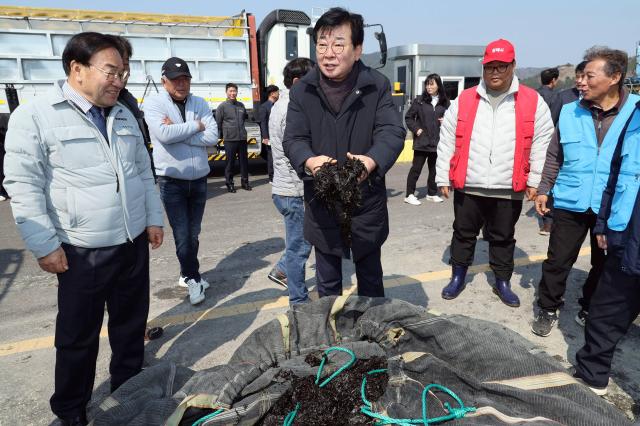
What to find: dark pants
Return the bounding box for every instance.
[224,140,249,185]
[50,233,149,419]
[266,145,274,182]
[575,256,640,388]
[450,191,523,281]
[406,151,437,197]
[158,176,207,281]
[315,247,384,298]
[536,208,605,312]
[0,142,7,198]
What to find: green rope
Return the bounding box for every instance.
[361,369,388,408]
[283,402,300,426]
[421,384,476,425]
[314,346,357,388]
[359,369,475,425]
[192,408,224,426]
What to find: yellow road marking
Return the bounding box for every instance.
[0,247,590,357]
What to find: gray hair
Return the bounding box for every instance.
[583,46,628,88]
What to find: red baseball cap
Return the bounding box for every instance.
[482,39,515,64]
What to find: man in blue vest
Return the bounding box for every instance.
[572,101,640,396]
[532,47,639,337]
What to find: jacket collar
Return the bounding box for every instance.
[301,60,376,91]
[476,75,520,101]
[48,80,70,106]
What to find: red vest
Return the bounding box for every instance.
[448,85,538,192]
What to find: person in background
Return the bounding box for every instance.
[537,67,559,107]
[216,83,251,192]
[550,61,588,125]
[144,57,218,306]
[259,84,280,183]
[4,32,163,425]
[403,73,450,206]
[436,39,553,308]
[268,59,314,303]
[531,47,638,337]
[114,36,156,181]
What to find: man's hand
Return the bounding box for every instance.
[38,247,68,274]
[196,120,205,132]
[347,152,377,183]
[535,194,550,217]
[415,129,423,137]
[305,155,336,176]
[525,186,537,201]
[262,138,270,146]
[439,186,451,199]
[162,116,173,126]
[147,226,164,249]
[596,234,607,250]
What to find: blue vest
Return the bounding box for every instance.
[553,94,640,213]
[608,107,640,231]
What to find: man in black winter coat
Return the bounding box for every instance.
[283,8,406,298]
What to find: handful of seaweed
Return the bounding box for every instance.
[313,158,367,247]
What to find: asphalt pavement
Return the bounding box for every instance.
[0,161,638,425]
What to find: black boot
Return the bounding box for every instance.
[226,183,236,193]
[241,182,252,191]
[441,265,468,300]
[493,278,520,307]
[59,413,88,426]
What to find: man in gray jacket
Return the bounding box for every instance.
[216,83,251,192]
[269,58,314,304]
[4,32,164,425]
[144,57,218,306]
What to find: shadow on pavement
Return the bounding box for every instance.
[0,248,23,304]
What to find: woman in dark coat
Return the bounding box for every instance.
[404,73,449,205]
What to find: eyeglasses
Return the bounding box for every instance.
[483,64,510,74]
[90,64,129,82]
[316,42,346,55]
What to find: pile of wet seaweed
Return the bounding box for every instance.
[260,353,388,426]
[313,158,367,247]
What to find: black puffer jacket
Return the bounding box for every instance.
[404,96,448,152]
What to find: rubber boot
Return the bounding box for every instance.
[441,265,468,300]
[493,278,520,307]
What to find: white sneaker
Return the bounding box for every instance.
[179,276,210,290]
[426,195,444,203]
[187,279,205,305]
[178,276,188,288]
[0,196,6,201]
[198,278,210,290]
[404,194,421,205]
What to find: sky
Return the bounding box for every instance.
[3,0,639,68]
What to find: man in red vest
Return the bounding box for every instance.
[435,39,554,307]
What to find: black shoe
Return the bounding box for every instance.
[226,183,236,193]
[59,414,88,426]
[531,309,558,337]
[268,267,288,288]
[241,182,252,191]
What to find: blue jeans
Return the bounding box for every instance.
[158,176,207,281]
[272,194,312,304]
